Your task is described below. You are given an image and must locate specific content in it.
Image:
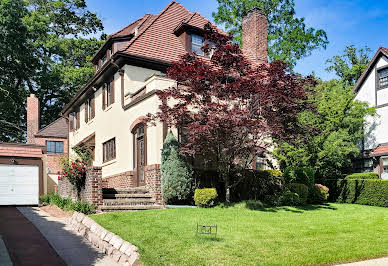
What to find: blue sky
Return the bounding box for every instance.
[85,0,388,81]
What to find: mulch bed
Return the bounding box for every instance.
[40,205,73,218]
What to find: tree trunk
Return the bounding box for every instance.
[224,173,230,203]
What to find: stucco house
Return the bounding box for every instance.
[59,1,268,208]
[353,47,388,178]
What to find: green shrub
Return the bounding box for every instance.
[327,179,388,207]
[284,167,315,188]
[287,183,309,205]
[194,188,218,207]
[310,184,329,203]
[39,193,96,214]
[161,132,193,204]
[70,201,96,215]
[280,191,300,206]
[344,172,379,180]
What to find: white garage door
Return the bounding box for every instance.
[0,165,39,205]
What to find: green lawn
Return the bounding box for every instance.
[91,203,388,265]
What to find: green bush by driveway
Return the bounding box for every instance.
[91,203,388,265]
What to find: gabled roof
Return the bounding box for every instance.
[111,14,156,38]
[371,143,388,157]
[35,117,68,138]
[353,46,388,93]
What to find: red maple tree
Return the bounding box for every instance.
[150,24,313,202]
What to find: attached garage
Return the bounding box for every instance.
[0,142,45,205]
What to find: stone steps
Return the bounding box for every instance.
[102,187,149,194]
[99,205,164,212]
[100,186,163,212]
[103,193,153,199]
[103,198,156,206]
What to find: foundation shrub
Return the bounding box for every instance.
[194,188,218,207]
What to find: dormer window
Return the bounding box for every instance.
[191,34,204,56]
[378,68,388,89]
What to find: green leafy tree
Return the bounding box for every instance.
[274,80,376,181]
[0,0,103,141]
[326,45,372,86]
[161,132,193,204]
[212,0,328,68]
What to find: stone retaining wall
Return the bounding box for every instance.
[58,167,103,206]
[68,212,140,265]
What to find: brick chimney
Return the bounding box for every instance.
[242,8,268,63]
[27,94,40,144]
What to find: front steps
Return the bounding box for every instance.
[99,187,164,212]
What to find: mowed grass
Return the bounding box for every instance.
[90,203,388,265]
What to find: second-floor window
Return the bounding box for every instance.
[85,95,95,123]
[102,80,114,109]
[46,141,63,154]
[103,138,116,163]
[191,34,204,56]
[101,54,107,66]
[378,68,388,89]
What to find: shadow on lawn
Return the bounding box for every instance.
[220,201,338,213]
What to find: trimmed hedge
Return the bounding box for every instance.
[326,179,388,207]
[194,188,218,207]
[344,172,380,180]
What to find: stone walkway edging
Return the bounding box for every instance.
[67,212,140,266]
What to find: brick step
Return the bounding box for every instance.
[103,198,156,206]
[99,205,164,211]
[102,187,149,194]
[103,193,153,199]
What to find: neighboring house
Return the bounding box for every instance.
[0,94,68,205]
[353,47,388,178]
[26,94,69,193]
[59,1,268,201]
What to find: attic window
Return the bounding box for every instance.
[191,34,204,56]
[378,68,388,88]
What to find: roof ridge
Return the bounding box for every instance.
[122,1,191,54]
[111,14,150,37]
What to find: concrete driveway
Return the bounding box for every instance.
[17,207,117,266]
[0,206,66,266]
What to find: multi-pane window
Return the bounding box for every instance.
[85,96,95,122]
[103,138,116,163]
[101,55,107,66]
[382,158,388,179]
[191,34,204,56]
[46,141,63,154]
[379,68,388,88]
[103,81,114,109]
[255,156,267,170]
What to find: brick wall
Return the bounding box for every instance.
[242,8,267,63]
[27,94,40,144]
[103,171,135,188]
[35,136,68,174]
[58,166,103,206]
[144,164,162,201]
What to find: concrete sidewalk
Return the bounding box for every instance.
[337,257,388,265]
[18,207,117,266]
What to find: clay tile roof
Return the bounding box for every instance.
[121,1,229,63]
[35,117,68,138]
[111,14,156,38]
[371,144,388,156]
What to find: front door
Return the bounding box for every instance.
[135,125,146,186]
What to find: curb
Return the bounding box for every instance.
[67,212,140,266]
